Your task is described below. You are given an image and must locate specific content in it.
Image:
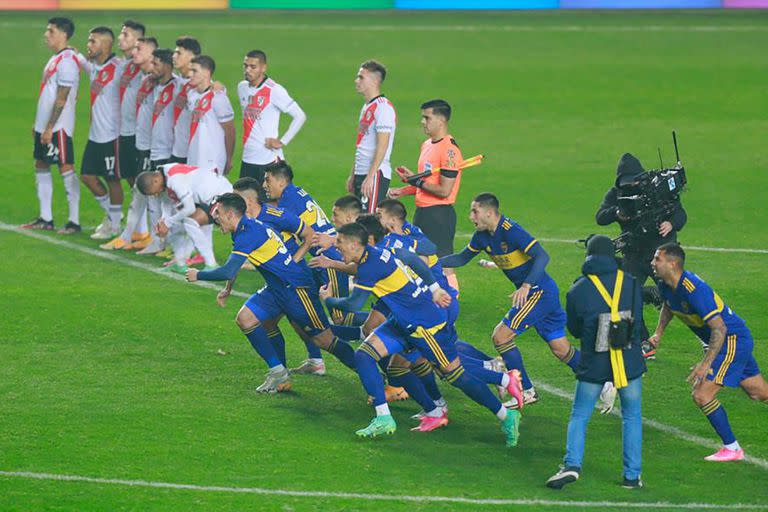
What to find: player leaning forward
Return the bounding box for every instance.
[136,163,230,273]
[24,17,81,234]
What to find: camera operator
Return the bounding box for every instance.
[595,153,687,357]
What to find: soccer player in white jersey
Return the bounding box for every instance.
[187,55,235,176]
[170,36,201,164]
[136,164,232,273]
[78,26,125,240]
[101,36,158,252]
[149,49,178,168]
[237,49,306,184]
[116,20,145,189]
[346,60,396,213]
[23,17,82,234]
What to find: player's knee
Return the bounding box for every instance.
[691,388,713,407]
[235,310,259,331]
[355,342,381,365]
[492,329,514,347]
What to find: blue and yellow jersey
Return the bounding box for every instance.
[658,270,749,343]
[231,216,315,289]
[256,205,304,254]
[277,183,336,254]
[467,215,557,291]
[383,221,449,290]
[355,245,447,331]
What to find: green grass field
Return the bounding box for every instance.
[1,9,767,511]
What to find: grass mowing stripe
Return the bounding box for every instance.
[0,470,766,510]
[4,221,768,473]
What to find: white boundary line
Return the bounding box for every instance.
[0,470,766,509]
[2,22,768,32]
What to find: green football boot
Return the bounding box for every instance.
[355,414,397,438]
[501,409,521,447]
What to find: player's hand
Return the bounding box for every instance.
[223,159,233,175]
[309,255,333,269]
[387,187,405,199]
[346,174,355,194]
[318,284,331,301]
[432,288,452,308]
[312,232,335,250]
[658,221,673,237]
[686,361,710,387]
[155,220,169,237]
[648,333,661,348]
[216,288,230,307]
[395,166,414,182]
[185,268,199,282]
[265,138,283,150]
[361,174,375,199]
[509,283,531,309]
[41,128,53,145]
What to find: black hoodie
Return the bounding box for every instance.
[566,254,647,384]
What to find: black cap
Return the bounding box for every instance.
[586,235,615,257]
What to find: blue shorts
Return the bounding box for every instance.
[708,331,761,387]
[372,299,391,317]
[245,285,329,337]
[502,286,566,342]
[321,267,354,325]
[374,318,458,369]
[446,286,460,325]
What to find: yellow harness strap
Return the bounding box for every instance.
[587,271,629,388]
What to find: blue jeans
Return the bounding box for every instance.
[564,377,642,480]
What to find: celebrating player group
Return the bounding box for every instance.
[26,16,768,460]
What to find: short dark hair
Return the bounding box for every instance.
[192,55,215,74]
[233,177,268,204]
[334,195,363,214]
[213,193,247,217]
[361,59,386,83]
[356,214,386,245]
[264,161,294,183]
[152,48,173,66]
[48,17,74,39]
[137,36,158,49]
[337,222,369,246]
[122,20,145,36]
[658,242,686,267]
[473,192,499,212]
[136,171,159,195]
[175,36,201,56]
[246,49,267,62]
[90,26,115,40]
[377,199,407,222]
[421,99,451,121]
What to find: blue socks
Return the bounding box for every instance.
[444,365,503,415]
[701,398,736,445]
[456,340,494,361]
[496,340,533,390]
[388,366,436,413]
[331,324,364,342]
[305,338,323,360]
[562,345,581,373]
[412,360,443,402]
[242,324,282,369]
[267,328,287,366]
[328,336,356,369]
[355,344,386,406]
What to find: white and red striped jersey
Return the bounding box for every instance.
[34,48,80,136]
[118,61,143,137]
[134,74,156,151]
[159,163,233,226]
[353,95,396,179]
[86,54,122,143]
[237,78,296,165]
[187,88,234,174]
[171,76,194,159]
[150,77,179,161]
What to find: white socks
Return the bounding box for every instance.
[120,190,148,241]
[183,218,216,266]
[61,171,79,225]
[500,373,510,388]
[375,404,391,417]
[496,406,508,421]
[168,225,193,263]
[35,169,53,221]
[725,441,742,451]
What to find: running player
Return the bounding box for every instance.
[238,49,306,184]
[23,17,81,234]
[651,243,768,461]
[347,60,396,213]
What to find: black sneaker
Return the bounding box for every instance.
[546,466,580,489]
[21,217,54,230]
[622,477,643,489]
[57,221,82,235]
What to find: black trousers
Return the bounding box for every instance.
[621,251,655,341]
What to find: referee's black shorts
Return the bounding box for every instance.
[413,204,457,257]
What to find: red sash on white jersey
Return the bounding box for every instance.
[189,90,214,142]
[242,86,272,144]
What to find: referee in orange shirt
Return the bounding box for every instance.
[388,99,462,291]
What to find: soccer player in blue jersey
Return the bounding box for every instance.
[232,177,325,373]
[651,243,768,462]
[441,193,586,408]
[321,222,522,445]
[185,193,357,393]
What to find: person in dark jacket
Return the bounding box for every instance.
[595,153,687,358]
[546,235,646,490]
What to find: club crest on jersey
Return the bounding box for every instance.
[446,148,456,168]
[424,162,432,173]
[680,301,689,313]
[500,242,509,253]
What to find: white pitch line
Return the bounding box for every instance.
[3,222,768,474]
[0,470,766,510]
[1,22,767,32]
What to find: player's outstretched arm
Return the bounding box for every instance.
[323,287,371,313]
[440,247,477,269]
[193,253,247,282]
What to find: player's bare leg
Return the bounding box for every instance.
[236,306,290,393]
[739,374,768,403]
